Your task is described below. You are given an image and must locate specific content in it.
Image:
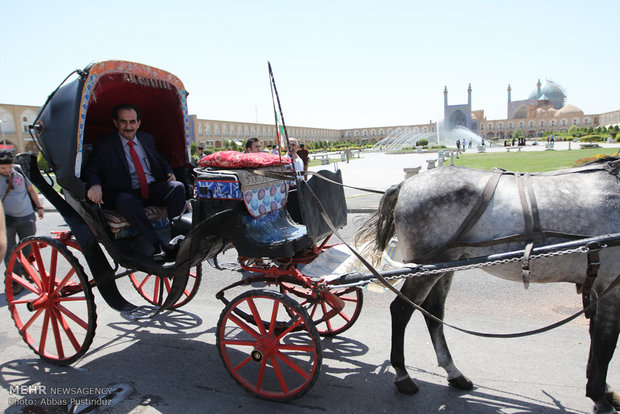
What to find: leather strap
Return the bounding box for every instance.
[521,242,534,289]
[516,173,533,234]
[525,173,541,232]
[415,172,503,263]
[582,241,602,318]
[2,171,14,202]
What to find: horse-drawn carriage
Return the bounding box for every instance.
[4,60,619,412]
[4,60,361,401]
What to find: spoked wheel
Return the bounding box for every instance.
[280,283,363,336]
[129,264,201,308]
[5,236,97,365]
[217,290,322,401]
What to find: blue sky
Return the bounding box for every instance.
[1,0,619,129]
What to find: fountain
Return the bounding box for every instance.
[372,121,483,151]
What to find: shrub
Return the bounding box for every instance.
[581,134,603,142]
[417,138,428,147]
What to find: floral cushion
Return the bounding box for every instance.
[102,206,169,239]
[198,151,291,169]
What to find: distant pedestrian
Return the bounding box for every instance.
[344,146,352,164]
[456,139,461,151]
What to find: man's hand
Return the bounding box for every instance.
[167,173,176,182]
[37,208,44,219]
[87,184,103,204]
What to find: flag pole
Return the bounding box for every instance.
[268,61,291,157]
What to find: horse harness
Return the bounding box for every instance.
[414,159,620,317]
[254,159,619,320]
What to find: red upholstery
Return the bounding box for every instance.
[199,151,291,169]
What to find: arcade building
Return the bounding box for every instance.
[1,79,618,153]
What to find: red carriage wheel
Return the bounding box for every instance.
[217,290,322,401]
[129,264,201,308]
[280,283,363,336]
[5,236,97,365]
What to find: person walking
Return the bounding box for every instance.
[0,151,44,292]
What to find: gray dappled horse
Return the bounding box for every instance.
[357,157,620,413]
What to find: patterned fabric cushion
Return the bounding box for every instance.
[243,181,288,218]
[198,151,291,168]
[102,206,169,239]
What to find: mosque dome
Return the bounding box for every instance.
[528,80,566,109]
[536,106,557,117]
[554,104,584,117]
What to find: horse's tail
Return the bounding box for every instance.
[355,182,402,254]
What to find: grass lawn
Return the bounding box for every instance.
[452,147,620,172]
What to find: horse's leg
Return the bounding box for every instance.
[390,275,443,395]
[586,292,620,414]
[422,271,474,390]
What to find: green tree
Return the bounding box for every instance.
[513,128,524,139]
[568,125,579,137]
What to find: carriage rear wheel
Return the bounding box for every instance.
[280,283,363,336]
[128,263,201,308]
[216,290,321,401]
[5,236,97,365]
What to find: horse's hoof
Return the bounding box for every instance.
[607,390,620,410]
[448,375,474,391]
[395,377,419,395]
[593,399,617,414]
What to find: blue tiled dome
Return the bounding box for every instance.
[528,80,566,109]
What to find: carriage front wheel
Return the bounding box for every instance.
[216,290,322,401]
[5,236,97,365]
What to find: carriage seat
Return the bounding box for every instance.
[195,153,312,257]
[102,206,170,239]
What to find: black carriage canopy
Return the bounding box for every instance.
[33,60,190,197]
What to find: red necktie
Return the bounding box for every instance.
[127,140,149,200]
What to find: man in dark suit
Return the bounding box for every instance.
[85,103,185,261]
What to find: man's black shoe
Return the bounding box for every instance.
[152,244,167,262]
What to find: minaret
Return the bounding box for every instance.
[507,84,512,103]
[467,83,472,129]
[536,79,542,98]
[443,86,448,123]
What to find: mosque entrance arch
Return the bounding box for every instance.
[449,110,467,128]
